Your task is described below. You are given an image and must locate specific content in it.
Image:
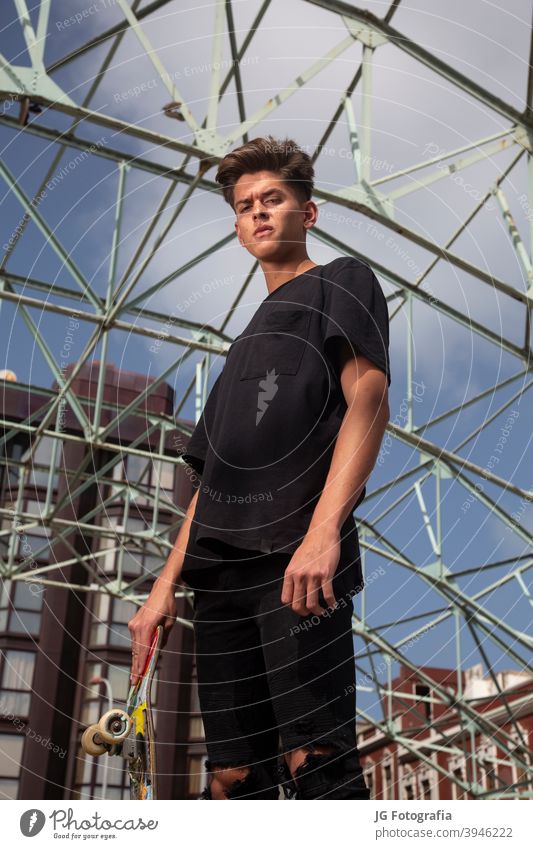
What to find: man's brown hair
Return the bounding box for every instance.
[215,135,315,210]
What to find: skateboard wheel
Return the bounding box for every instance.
[98,709,133,744]
[81,724,108,756]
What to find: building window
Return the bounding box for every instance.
[189,716,205,740]
[106,664,132,704]
[416,759,436,800]
[513,747,531,796]
[0,733,24,799]
[415,683,432,722]
[17,500,53,561]
[452,767,467,799]
[108,455,175,509]
[109,598,136,648]
[449,756,468,800]
[124,454,175,507]
[94,754,129,800]
[25,436,59,489]
[477,740,498,795]
[89,595,137,649]
[0,579,44,636]
[0,441,24,502]
[97,515,170,579]
[505,726,532,797]
[362,760,375,800]
[0,649,36,717]
[382,758,394,800]
[80,662,104,728]
[421,776,432,799]
[400,763,416,799]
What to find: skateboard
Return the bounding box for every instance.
[81,626,163,799]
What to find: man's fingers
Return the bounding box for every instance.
[321,578,336,611]
[281,572,294,606]
[160,617,175,648]
[130,629,151,684]
[281,566,337,617]
[306,576,325,616]
[131,646,146,685]
[291,573,309,615]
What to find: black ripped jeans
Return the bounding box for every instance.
[188,548,370,800]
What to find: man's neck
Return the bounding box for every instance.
[262,256,318,297]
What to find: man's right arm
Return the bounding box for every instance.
[152,486,200,594]
[128,487,200,684]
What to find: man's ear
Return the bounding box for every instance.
[234,219,242,246]
[303,200,318,230]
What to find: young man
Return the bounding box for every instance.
[128,135,391,799]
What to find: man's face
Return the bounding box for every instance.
[233,171,315,260]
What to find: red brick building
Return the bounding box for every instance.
[357,663,533,800]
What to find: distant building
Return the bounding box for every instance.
[357,663,533,800]
[0,361,207,799]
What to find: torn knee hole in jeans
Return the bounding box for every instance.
[291,747,369,799]
[199,758,249,799]
[201,759,279,800]
[294,749,346,779]
[291,739,347,777]
[278,732,354,800]
[286,721,354,762]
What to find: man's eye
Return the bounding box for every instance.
[239,197,279,212]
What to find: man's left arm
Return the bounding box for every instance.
[280,340,389,616]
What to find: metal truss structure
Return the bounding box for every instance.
[0,0,532,799]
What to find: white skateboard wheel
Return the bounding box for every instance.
[81,724,107,756]
[97,709,133,744]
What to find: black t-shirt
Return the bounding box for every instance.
[180,256,391,584]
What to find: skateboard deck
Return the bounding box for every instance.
[81,626,163,799]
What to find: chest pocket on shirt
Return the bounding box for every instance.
[239,308,311,380]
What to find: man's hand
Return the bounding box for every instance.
[280,348,389,621]
[280,527,341,617]
[128,581,177,686]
